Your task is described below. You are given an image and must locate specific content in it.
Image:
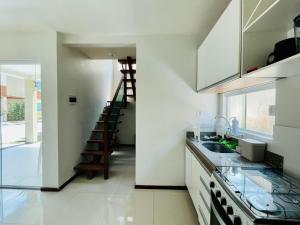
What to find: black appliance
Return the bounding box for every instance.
[267,38,300,65]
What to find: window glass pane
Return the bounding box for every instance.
[227,94,245,128]
[246,89,276,134]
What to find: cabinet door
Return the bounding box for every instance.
[197,0,241,90]
[185,147,192,193]
[191,155,200,207]
[191,154,211,225]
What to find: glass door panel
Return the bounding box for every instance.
[0,62,42,188]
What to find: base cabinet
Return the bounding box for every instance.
[185,147,192,193]
[185,146,211,225]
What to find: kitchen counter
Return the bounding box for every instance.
[186,138,269,173]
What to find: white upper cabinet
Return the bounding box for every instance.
[197,0,241,91]
[197,0,300,93]
[242,0,300,78]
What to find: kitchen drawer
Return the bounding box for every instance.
[193,175,210,210]
[198,163,211,189]
[199,177,211,208]
[198,209,207,225]
[186,145,212,225]
[185,148,192,194]
[197,194,210,225]
[194,184,210,225]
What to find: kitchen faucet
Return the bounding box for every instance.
[214,115,231,136]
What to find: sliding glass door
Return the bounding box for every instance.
[0,62,42,188]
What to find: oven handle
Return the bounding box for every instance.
[211,203,228,225]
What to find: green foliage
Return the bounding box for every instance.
[8,101,25,121]
[219,138,238,150]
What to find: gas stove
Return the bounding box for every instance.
[210,167,300,225]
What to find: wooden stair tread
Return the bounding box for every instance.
[84,147,103,151]
[74,163,104,171]
[118,59,136,64]
[120,69,136,74]
[97,120,121,123]
[88,139,104,143]
[107,100,123,103]
[101,113,124,116]
[92,129,119,133]
[123,78,136,82]
[92,129,111,132]
[81,150,103,156]
[104,106,121,109]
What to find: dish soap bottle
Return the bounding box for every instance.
[231,117,239,136]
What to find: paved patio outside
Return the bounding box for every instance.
[1,121,42,187]
[2,143,42,187]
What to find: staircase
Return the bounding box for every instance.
[74,57,136,179]
[119,56,136,103]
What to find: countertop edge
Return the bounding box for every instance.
[186,139,216,174]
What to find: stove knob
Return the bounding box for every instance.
[215,190,221,198]
[227,206,233,215]
[233,216,242,225]
[209,181,215,188]
[220,197,227,206]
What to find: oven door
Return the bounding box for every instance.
[211,191,233,225]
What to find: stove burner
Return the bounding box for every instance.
[246,194,279,213]
[293,199,300,204]
[217,167,300,220]
[273,189,300,206]
[278,194,300,205]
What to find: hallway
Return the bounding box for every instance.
[0,147,198,225]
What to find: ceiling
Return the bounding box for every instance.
[0,0,230,35]
[0,64,41,80]
[78,47,136,59]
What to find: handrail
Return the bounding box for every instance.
[103,77,124,179]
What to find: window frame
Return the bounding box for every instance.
[223,83,276,139]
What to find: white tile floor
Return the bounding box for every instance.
[2,143,42,187]
[0,148,198,225]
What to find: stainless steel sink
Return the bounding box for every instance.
[202,142,234,153]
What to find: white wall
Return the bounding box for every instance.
[57,34,114,185]
[63,34,218,186]
[275,76,300,128]
[119,101,136,145]
[267,75,300,179]
[135,36,217,186]
[0,31,59,188]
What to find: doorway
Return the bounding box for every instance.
[0,62,42,188]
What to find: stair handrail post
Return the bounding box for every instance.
[123,74,127,107]
[103,77,124,179]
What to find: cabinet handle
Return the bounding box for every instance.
[198,205,209,225]
[199,191,210,211]
[200,176,210,194]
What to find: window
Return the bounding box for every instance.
[225,85,276,136]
